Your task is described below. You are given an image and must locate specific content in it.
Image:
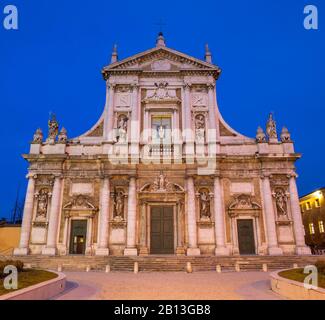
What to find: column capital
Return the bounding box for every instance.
[107,82,117,90]
[207,82,216,90]
[26,173,37,180]
[51,173,63,180]
[183,82,192,91]
[130,83,140,92]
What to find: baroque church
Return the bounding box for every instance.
[14,33,311,257]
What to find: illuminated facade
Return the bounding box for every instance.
[14,34,311,257]
[300,188,325,254]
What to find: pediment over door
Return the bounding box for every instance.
[140,172,184,194]
[228,194,261,218]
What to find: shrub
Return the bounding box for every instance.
[0,260,24,278]
[315,260,325,275]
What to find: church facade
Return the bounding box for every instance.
[14,34,311,257]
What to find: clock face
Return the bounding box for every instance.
[151,59,171,71]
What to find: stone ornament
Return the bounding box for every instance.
[47,113,59,144]
[280,127,292,142]
[32,128,43,144]
[256,126,266,143]
[228,194,261,217]
[266,113,278,141]
[58,128,68,144]
[273,187,288,218]
[140,172,184,193]
[146,82,177,101]
[116,114,128,143]
[151,59,171,71]
[199,189,211,219]
[192,93,208,108]
[63,195,97,216]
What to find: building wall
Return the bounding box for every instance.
[0,226,21,255]
[300,188,325,252]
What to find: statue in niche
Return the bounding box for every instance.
[47,113,59,143]
[36,189,49,220]
[195,114,205,143]
[274,188,288,217]
[199,190,211,219]
[117,115,128,143]
[114,190,124,220]
[33,128,43,144]
[266,113,278,140]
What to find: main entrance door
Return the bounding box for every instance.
[237,219,256,255]
[69,220,87,255]
[150,207,174,254]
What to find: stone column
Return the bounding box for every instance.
[42,175,63,256]
[96,176,110,256]
[289,174,311,255]
[186,177,200,256]
[124,177,138,256]
[104,83,116,141]
[86,217,93,255]
[261,175,283,255]
[183,83,194,158]
[130,84,140,162]
[213,176,230,256]
[14,175,36,256]
[207,83,217,155]
[176,201,185,255]
[139,201,148,255]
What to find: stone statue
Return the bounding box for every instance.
[274,188,287,217]
[266,113,278,140]
[195,114,205,143]
[47,113,59,144]
[280,127,291,142]
[114,190,124,219]
[58,128,68,143]
[158,125,165,139]
[200,190,211,219]
[36,189,49,219]
[256,126,266,143]
[33,128,43,144]
[117,115,128,143]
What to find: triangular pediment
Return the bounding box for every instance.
[103,46,220,72]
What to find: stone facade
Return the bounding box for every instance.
[14,34,311,257]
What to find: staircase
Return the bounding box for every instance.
[1,255,323,272]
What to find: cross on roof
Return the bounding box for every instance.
[155,18,167,33]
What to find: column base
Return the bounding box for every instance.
[124,248,138,256]
[215,246,230,256]
[139,247,149,256]
[95,248,109,256]
[268,247,283,256]
[296,246,312,255]
[186,248,201,256]
[42,247,57,256]
[13,247,29,256]
[176,247,186,256]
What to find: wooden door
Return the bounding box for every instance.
[237,219,256,255]
[150,207,174,254]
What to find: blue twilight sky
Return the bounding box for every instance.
[0,0,324,219]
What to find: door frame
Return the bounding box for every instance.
[231,216,260,255]
[236,218,256,255]
[147,203,177,255]
[66,217,92,255]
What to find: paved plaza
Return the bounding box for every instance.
[53,271,284,300]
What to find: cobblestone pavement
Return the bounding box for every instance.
[53,271,284,300]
